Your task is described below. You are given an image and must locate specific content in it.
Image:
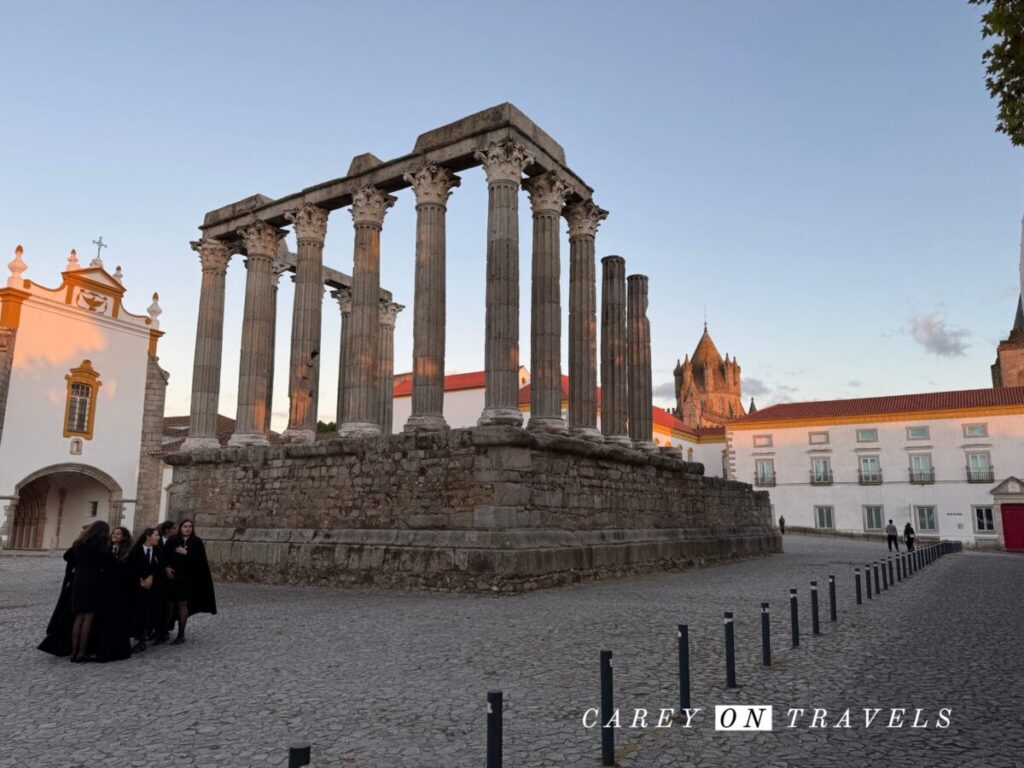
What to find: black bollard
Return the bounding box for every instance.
[874,562,882,593]
[855,568,862,605]
[810,581,820,635]
[790,588,800,647]
[724,611,737,688]
[677,624,691,711]
[881,560,888,591]
[828,575,837,622]
[600,650,614,766]
[866,564,872,599]
[761,603,772,666]
[888,557,894,585]
[487,690,503,768]
[896,555,902,582]
[288,744,311,768]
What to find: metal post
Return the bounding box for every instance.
[888,557,895,585]
[677,624,691,711]
[761,602,771,666]
[810,581,820,635]
[828,575,837,622]
[487,690,503,768]
[724,611,737,688]
[600,650,614,766]
[874,562,882,593]
[288,744,311,768]
[896,556,902,582]
[866,565,872,599]
[790,588,799,647]
[881,560,888,591]
[855,568,862,605]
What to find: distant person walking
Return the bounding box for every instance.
[885,519,899,552]
[904,522,916,552]
[778,515,786,535]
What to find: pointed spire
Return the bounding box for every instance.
[749,397,757,414]
[1015,295,1024,333]
[66,248,80,271]
[7,244,26,287]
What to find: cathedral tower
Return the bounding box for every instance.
[992,217,1024,388]
[673,324,745,427]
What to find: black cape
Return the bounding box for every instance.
[94,551,133,662]
[168,535,217,616]
[37,548,75,657]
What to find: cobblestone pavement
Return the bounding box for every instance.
[1,535,1021,767]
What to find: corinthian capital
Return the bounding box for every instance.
[190,238,232,275]
[285,203,330,243]
[403,165,461,207]
[350,186,397,227]
[237,221,285,257]
[474,139,535,185]
[331,287,353,315]
[564,199,609,239]
[522,171,573,215]
[378,300,404,329]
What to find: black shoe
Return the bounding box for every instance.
[131,641,147,654]
[152,635,168,645]
[170,636,185,645]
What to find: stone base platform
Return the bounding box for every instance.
[165,426,779,593]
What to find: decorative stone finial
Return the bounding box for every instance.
[8,244,26,286]
[350,186,397,226]
[403,165,461,207]
[474,139,535,185]
[564,199,609,238]
[66,248,81,271]
[89,253,104,268]
[285,203,330,243]
[147,292,162,328]
[113,265,124,284]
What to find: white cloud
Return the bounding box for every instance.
[908,312,969,357]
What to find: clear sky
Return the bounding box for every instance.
[3,1,1022,429]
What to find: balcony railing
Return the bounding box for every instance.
[966,466,995,483]
[909,468,935,484]
[858,469,883,485]
[754,473,776,487]
[810,470,834,485]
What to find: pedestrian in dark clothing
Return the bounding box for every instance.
[778,515,786,535]
[95,527,134,663]
[38,547,76,657]
[128,528,162,653]
[151,520,178,643]
[68,520,110,662]
[885,519,899,552]
[166,519,217,645]
[904,522,916,551]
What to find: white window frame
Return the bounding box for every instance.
[754,459,775,485]
[914,505,937,532]
[859,455,881,482]
[856,428,878,442]
[811,457,832,483]
[863,505,884,531]
[753,434,773,448]
[814,505,835,530]
[966,451,991,470]
[808,431,830,445]
[906,425,930,440]
[972,505,996,534]
[963,423,988,438]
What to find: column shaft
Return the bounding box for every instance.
[475,140,534,427]
[627,274,654,447]
[283,204,329,442]
[340,187,396,437]
[332,288,352,429]
[265,271,279,435]
[230,222,282,445]
[184,239,230,450]
[600,256,630,444]
[377,302,402,434]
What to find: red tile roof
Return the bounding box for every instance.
[393,370,486,397]
[727,386,1024,426]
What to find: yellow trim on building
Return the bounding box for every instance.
[63,360,102,440]
[0,287,30,328]
[726,404,1024,431]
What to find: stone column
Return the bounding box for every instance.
[627,274,654,448]
[339,186,396,437]
[183,239,231,451]
[600,255,630,445]
[331,287,352,428]
[475,139,535,427]
[282,204,329,443]
[377,300,403,435]
[522,171,572,433]
[564,200,608,441]
[403,165,460,433]
[265,265,284,435]
[230,222,283,445]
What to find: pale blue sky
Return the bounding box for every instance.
[3,1,1022,427]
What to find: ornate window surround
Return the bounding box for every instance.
[63,360,101,439]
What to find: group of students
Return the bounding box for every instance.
[38,518,217,663]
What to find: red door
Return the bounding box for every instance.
[1002,504,1024,551]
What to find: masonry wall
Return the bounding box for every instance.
[133,355,168,535]
[167,426,777,592]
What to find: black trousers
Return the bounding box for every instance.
[887,534,899,551]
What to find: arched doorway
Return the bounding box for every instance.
[6,464,123,551]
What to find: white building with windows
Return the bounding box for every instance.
[725,387,1024,550]
[0,245,168,549]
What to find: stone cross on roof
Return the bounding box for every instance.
[91,235,107,267]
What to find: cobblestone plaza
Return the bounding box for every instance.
[2,535,1021,767]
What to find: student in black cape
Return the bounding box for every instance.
[167,519,217,644]
[151,520,178,643]
[68,520,110,662]
[127,527,162,653]
[95,526,134,663]
[37,544,77,657]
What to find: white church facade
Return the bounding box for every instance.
[0,244,167,550]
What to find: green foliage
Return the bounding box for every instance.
[970,0,1024,145]
[316,420,336,432]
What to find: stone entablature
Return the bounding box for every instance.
[165,427,776,592]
